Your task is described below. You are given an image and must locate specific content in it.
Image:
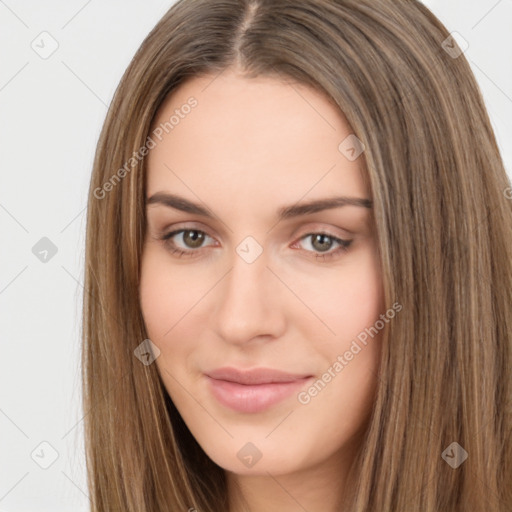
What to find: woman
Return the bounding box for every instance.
[82,0,512,510]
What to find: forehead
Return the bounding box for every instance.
[145,69,369,212]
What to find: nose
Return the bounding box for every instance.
[213,247,286,346]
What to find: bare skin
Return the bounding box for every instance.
[139,67,385,512]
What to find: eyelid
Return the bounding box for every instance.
[293,222,353,240]
[158,222,352,245]
[159,224,353,262]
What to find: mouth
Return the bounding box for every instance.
[205,367,314,413]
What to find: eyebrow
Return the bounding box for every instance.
[146,192,372,220]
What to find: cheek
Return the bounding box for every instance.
[139,259,176,341]
[139,252,196,395]
[294,253,384,453]
[139,248,208,341]
[295,247,384,343]
[139,247,220,394]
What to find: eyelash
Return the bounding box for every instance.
[159,229,353,261]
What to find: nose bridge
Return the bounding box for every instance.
[213,243,284,344]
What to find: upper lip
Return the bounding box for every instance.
[206,367,312,385]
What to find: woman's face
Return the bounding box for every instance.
[140,68,385,478]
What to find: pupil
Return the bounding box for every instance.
[185,230,204,248]
[313,234,331,252]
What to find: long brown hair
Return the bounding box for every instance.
[82,0,512,509]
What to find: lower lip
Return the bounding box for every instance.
[205,376,312,413]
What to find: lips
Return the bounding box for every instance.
[205,367,313,413]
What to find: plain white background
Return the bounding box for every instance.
[0,1,511,510]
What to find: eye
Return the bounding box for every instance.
[293,232,353,261]
[160,229,215,258]
[159,228,353,261]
